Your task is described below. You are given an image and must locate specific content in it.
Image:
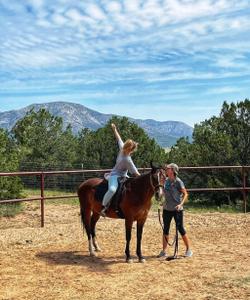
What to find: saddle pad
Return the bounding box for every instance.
[94,179,110,202]
[94,179,125,219]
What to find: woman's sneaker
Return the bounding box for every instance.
[185,249,193,257]
[157,250,167,258]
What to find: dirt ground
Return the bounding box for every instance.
[0,203,250,300]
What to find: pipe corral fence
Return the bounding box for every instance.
[0,166,249,227]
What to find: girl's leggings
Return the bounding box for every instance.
[162,209,186,236]
[102,175,119,207]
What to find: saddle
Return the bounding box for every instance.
[94,177,129,218]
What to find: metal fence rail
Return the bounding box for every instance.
[0,166,249,227]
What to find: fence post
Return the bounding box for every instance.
[40,172,45,227]
[242,166,247,213]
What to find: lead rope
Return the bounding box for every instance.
[172,214,179,259]
[157,206,179,259]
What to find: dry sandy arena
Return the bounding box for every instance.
[0,202,250,300]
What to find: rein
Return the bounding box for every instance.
[149,171,164,192]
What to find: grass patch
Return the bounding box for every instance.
[214,276,250,288]
[23,188,79,205]
[22,189,245,212]
[0,202,23,217]
[151,198,243,213]
[185,203,243,213]
[234,276,250,287]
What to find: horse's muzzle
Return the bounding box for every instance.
[155,186,164,202]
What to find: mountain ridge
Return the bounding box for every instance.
[0,101,193,147]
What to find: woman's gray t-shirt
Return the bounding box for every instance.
[163,177,185,211]
[110,137,138,177]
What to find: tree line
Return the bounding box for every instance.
[0,99,249,210]
[168,99,250,208]
[0,109,166,199]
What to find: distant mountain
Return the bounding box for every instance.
[0,102,193,147]
[0,102,112,132]
[133,118,193,147]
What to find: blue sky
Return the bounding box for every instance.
[0,0,250,127]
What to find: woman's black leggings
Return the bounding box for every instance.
[162,210,186,236]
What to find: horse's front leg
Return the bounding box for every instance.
[125,219,133,263]
[136,220,146,263]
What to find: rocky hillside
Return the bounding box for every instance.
[0,102,193,147]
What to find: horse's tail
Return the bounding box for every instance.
[77,178,101,236]
[80,206,85,235]
[77,185,86,235]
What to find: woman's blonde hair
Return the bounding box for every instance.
[123,139,138,153]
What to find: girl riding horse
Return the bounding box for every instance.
[100,123,140,217]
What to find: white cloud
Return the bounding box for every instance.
[65,8,85,23]
[51,13,68,25]
[105,2,122,14]
[37,18,52,28]
[1,0,250,124]
[85,3,106,20]
[27,0,44,9]
[124,0,141,12]
[208,86,242,94]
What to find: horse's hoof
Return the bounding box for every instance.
[139,258,146,263]
[90,252,96,257]
[95,247,102,252]
[126,258,133,263]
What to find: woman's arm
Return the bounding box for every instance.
[111,123,124,149]
[111,123,121,140]
[127,157,141,176]
[176,188,188,211]
[180,188,188,205]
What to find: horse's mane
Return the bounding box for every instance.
[125,171,151,187]
[136,171,151,180]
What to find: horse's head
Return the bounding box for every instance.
[150,161,166,202]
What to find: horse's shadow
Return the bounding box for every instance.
[36,251,163,272]
[36,251,139,273]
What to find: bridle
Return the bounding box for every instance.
[149,168,166,199]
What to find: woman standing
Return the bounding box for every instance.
[157,163,193,258]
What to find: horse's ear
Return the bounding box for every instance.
[150,160,156,169]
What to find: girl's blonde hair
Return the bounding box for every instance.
[123,139,138,153]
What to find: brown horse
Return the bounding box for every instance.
[78,164,165,263]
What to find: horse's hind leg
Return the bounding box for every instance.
[80,207,96,256]
[91,212,102,252]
